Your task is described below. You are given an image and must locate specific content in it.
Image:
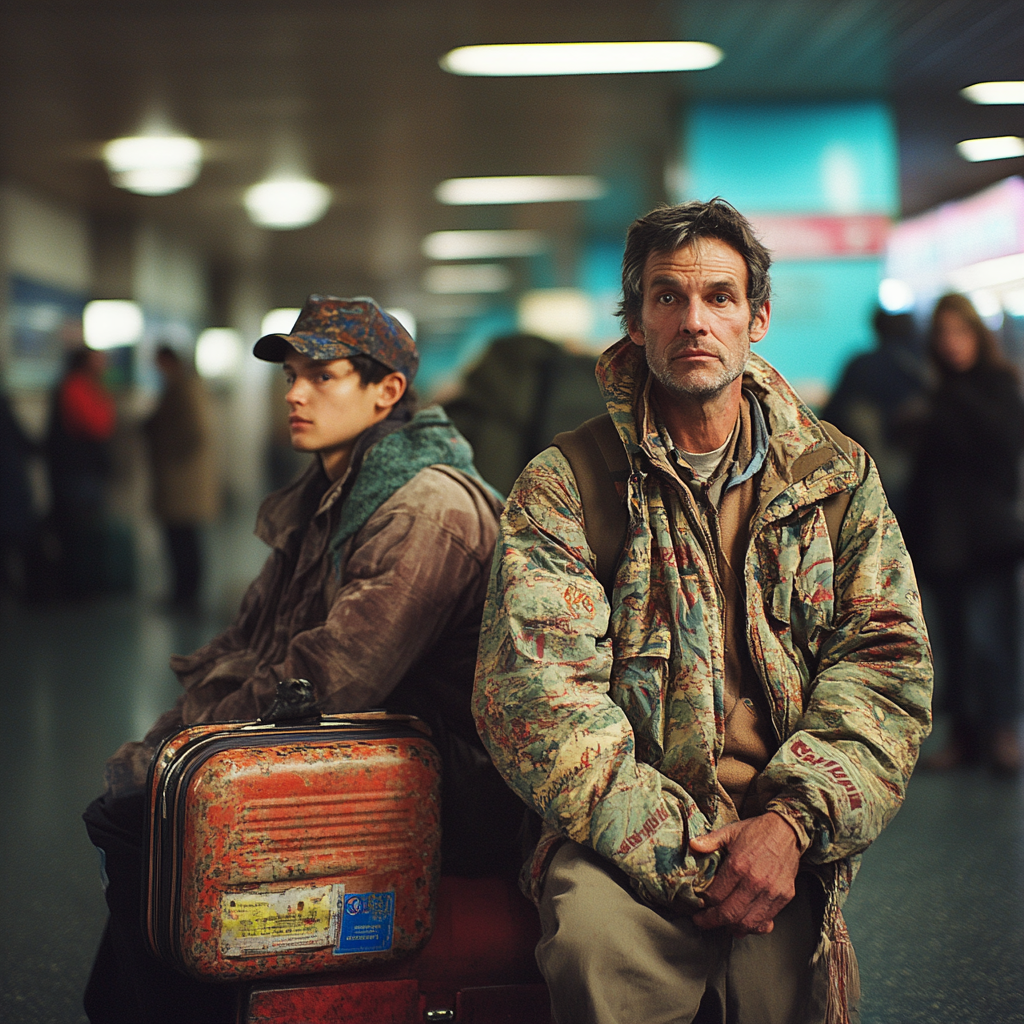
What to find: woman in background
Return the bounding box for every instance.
[904,293,1024,773]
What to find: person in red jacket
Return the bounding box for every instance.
[46,347,117,595]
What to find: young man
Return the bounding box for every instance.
[85,296,519,1023]
[473,201,933,1024]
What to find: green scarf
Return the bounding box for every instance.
[329,405,498,559]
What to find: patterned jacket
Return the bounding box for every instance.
[473,339,932,1013]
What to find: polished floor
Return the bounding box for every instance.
[0,513,1022,1023]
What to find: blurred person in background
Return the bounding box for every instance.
[144,345,220,613]
[444,333,607,495]
[45,347,117,597]
[903,293,1024,773]
[820,308,927,521]
[0,385,40,600]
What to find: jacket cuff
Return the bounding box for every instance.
[765,802,813,855]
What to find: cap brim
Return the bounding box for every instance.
[252,334,293,362]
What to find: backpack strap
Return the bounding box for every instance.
[552,414,630,597]
[553,415,857,596]
[818,421,855,555]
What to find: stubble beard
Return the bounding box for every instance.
[641,325,749,401]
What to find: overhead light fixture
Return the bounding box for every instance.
[195,328,243,379]
[422,230,545,260]
[1004,290,1024,317]
[947,252,1024,293]
[878,279,915,314]
[260,308,302,337]
[518,289,594,343]
[957,136,1024,162]
[423,264,511,294]
[440,41,723,77]
[436,175,606,205]
[386,308,417,340]
[961,81,1024,105]
[103,134,202,196]
[244,176,332,230]
[83,300,143,349]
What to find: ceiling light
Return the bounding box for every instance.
[961,81,1024,105]
[83,300,143,349]
[260,308,302,336]
[436,175,606,205]
[440,41,723,77]
[422,230,545,260]
[385,308,417,340]
[956,136,1024,162]
[878,279,914,313]
[947,252,1024,293]
[103,135,202,196]
[244,177,332,230]
[518,289,594,343]
[195,328,243,379]
[1004,290,1024,317]
[423,264,512,294]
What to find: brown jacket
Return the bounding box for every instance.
[143,371,220,525]
[107,442,500,795]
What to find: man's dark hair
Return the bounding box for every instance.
[617,198,772,332]
[348,353,418,411]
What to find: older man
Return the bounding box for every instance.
[474,200,932,1024]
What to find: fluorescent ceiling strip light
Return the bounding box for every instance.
[423,264,511,294]
[961,81,1024,105]
[436,175,606,205]
[947,252,1024,293]
[440,41,723,77]
[422,230,545,260]
[957,136,1024,162]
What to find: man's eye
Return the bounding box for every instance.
[318,373,332,382]
[657,293,674,304]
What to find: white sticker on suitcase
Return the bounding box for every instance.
[219,883,344,956]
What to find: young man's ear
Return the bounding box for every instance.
[374,371,407,412]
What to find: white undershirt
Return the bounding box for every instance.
[678,429,734,483]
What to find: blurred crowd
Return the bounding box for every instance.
[2,295,1022,772]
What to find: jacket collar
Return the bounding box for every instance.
[254,407,411,552]
[596,338,859,519]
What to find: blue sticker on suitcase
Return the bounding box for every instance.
[333,891,395,955]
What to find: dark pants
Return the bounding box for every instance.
[82,792,239,1024]
[931,566,1021,758]
[165,525,202,606]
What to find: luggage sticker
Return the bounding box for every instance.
[220,884,343,957]
[333,891,395,955]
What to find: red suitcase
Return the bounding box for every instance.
[143,692,441,984]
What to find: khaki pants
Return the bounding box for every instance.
[537,842,845,1024]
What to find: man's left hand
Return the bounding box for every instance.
[688,812,802,937]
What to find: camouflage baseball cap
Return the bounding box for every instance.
[253,295,419,383]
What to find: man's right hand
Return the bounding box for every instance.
[688,811,802,937]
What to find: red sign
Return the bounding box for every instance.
[748,214,891,259]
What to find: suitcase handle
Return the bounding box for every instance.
[258,678,321,726]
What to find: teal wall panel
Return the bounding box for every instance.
[759,259,880,396]
[683,101,898,215]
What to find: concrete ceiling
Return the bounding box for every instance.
[1,0,1022,316]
